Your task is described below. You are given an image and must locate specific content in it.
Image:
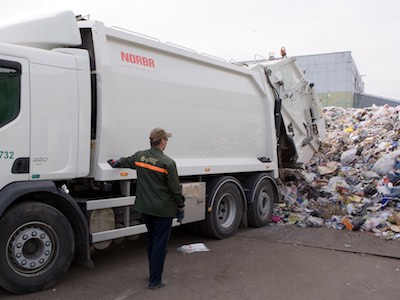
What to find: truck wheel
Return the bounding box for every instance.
[248,178,276,227]
[0,202,75,294]
[203,180,243,239]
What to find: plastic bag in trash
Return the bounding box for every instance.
[305,216,324,227]
[372,150,400,176]
[340,149,358,166]
[177,243,210,253]
[322,176,350,193]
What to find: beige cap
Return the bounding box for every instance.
[149,127,172,141]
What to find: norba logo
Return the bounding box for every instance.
[121,52,155,68]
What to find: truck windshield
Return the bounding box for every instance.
[0,63,20,127]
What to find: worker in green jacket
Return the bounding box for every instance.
[109,127,185,290]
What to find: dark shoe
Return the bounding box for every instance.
[148,283,165,290]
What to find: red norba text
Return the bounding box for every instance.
[121,52,155,68]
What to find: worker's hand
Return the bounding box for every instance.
[108,159,119,168]
[177,208,185,223]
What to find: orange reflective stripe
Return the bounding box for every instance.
[134,162,168,174]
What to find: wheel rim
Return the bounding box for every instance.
[6,222,57,277]
[216,193,237,228]
[257,189,271,217]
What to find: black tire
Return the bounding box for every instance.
[248,178,276,227]
[0,202,75,294]
[202,180,243,239]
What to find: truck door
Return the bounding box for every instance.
[0,57,30,190]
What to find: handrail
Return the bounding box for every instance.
[111,26,161,42]
[201,53,226,62]
[165,42,196,53]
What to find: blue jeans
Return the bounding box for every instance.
[142,214,173,286]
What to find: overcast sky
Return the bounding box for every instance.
[1,0,399,100]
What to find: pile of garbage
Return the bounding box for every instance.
[273,105,400,240]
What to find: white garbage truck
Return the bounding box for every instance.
[0,11,325,294]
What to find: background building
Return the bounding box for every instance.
[295,51,363,107]
[295,51,400,107]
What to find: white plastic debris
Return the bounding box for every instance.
[177,243,210,253]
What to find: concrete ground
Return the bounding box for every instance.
[1,225,399,300]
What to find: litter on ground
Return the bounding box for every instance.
[177,243,210,253]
